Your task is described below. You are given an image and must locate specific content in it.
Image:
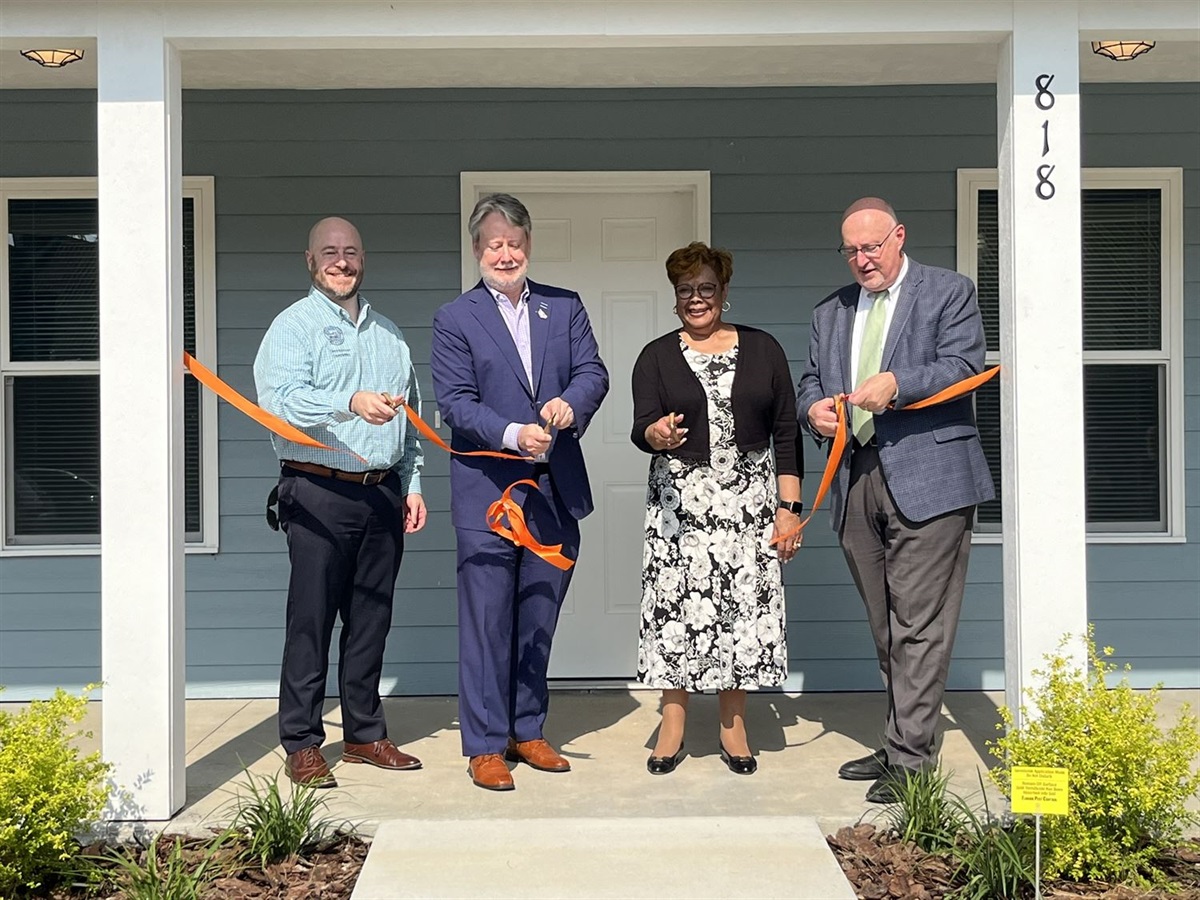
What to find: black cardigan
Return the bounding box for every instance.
[630,325,803,477]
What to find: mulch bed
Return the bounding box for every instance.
[828,824,1200,900]
[43,833,369,900]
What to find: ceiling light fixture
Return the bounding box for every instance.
[20,49,85,68]
[1091,41,1156,61]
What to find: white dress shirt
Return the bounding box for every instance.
[850,253,910,384]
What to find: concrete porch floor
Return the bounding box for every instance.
[49,688,1197,835]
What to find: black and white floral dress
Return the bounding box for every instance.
[637,341,788,691]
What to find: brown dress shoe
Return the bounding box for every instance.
[342,738,422,770]
[504,738,571,772]
[469,753,515,791]
[285,746,337,788]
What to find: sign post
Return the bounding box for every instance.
[1011,766,1070,899]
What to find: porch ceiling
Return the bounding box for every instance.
[1,39,1197,90]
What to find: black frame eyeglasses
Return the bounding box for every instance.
[674,282,720,301]
[837,224,900,260]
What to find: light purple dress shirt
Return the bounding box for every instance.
[488,284,544,458]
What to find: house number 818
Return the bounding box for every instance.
[1035,74,1056,200]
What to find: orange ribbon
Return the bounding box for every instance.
[771,365,1001,547]
[486,479,574,572]
[183,351,366,463]
[183,352,573,568]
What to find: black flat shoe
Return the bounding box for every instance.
[646,743,685,775]
[719,743,757,775]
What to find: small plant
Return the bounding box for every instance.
[228,767,338,866]
[989,628,1200,884]
[0,685,111,896]
[882,766,965,853]
[103,831,234,900]
[949,776,1035,900]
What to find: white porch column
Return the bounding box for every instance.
[97,5,186,820]
[997,1,1088,719]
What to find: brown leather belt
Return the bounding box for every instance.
[282,460,390,486]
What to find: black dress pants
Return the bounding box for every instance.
[276,469,405,754]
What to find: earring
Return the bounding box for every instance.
[722,300,731,312]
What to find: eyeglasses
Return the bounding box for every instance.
[837,224,900,260]
[674,282,719,301]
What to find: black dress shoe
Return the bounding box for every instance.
[838,747,888,781]
[865,765,920,804]
[719,743,757,775]
[646,744,685,775]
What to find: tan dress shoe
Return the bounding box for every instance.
[505,738,571,772]
[285,746,337,788]
[469,753,515,791]
[342,738,422,770]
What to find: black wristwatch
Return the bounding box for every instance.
[778,500,803,515]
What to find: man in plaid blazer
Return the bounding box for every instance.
[797,197,994,804]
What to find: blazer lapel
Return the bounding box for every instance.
[528,281,550,396]
[466,285,534,398]
[834,287,857,393]
[880,260,921,373]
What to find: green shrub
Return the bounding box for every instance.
[227,768,338,866]
[949,776,1035,900]
[103,831,235,900]
[0,686,111,896]
[988,629,1200,884]
[882,767,965,853]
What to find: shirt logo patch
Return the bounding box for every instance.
[323,326,345,346]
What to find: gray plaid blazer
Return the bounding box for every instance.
[796,258,996,529]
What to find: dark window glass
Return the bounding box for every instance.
[5,196,203,541]
[11,375,101,537]
[973,187,1164,530]
[7,199,99,362]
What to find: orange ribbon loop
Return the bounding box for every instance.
[771,365,1001,547]
[485,480,575,571]
[184,352,574,568]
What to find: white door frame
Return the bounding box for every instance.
[458,171,711,290]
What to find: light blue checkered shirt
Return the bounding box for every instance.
[253,286,423,494]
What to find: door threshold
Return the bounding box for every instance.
[548,679,654,692]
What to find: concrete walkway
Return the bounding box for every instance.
[163,689,1016,836]
[37,689,1199,899]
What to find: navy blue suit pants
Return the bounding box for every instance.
[455,469,580,757]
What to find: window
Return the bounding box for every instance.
[958,168,1185,539]
[0,177,218,553]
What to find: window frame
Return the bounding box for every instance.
[956,166,1186,543]
[0,175,220,555]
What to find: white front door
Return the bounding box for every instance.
[508,189,699,678]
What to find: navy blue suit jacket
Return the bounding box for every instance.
[796,259,995,529]
[430,280,610,531]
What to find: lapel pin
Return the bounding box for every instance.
[537,308,548,319]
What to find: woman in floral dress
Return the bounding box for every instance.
[630,242,804,775]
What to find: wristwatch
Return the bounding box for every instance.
[778,500,803,515]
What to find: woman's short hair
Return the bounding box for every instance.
[665,242,734,286]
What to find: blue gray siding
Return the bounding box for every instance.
[0,83,1196,699]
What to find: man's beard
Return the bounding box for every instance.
[480,261,527,295]
[311,264,363,302]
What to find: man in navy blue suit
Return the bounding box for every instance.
[431,194,609,791]
[797,197,994,804]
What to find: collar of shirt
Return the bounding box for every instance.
[487,283,531,309]
[850,253,910,382]
[856,253,910,308]
[308,284,372,328]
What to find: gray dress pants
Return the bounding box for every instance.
[838,443,974,771]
